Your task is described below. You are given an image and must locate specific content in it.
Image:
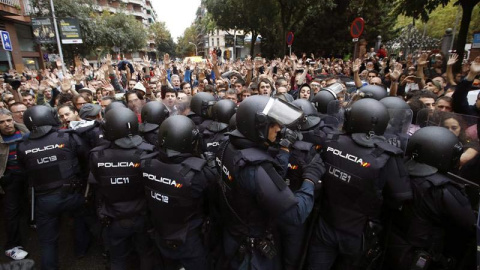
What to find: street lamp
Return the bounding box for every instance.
[188,42,198,56]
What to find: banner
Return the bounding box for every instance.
[225,35,234,47]
[236,35,245,48]
[59,18,83,44]
[32,17,56,44]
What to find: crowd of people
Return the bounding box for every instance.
[0,47,479,270]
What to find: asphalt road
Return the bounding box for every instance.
[0,194,107,270]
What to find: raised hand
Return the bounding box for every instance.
[389,63,403,81]
[60,78,72,92]
[470,56,480,74]
[142,55,150,67]
[447,53,458,66]
[83,58,90,67]
[74,67,85,82]
[352,58,361,73]
[29,79,40,92]
[105,54,112,66]
[211,52,218,66]
[39,80,49,92]
[417,53,428,66]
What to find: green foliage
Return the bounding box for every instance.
[176,25,198,57]
[392,0,450,22]
[149,22,176,57]
[395,2,480,41]
[30,0,99,56]
[31,0,148,60]
[94,12,147,52]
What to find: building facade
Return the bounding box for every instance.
[0,0,42,72]
[194,4,260,60]
[94,0,158,61]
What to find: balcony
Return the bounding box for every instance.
[121,0,144,5]
[0,0,22,16]
[0,0,20,7]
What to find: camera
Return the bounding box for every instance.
[3,73,21,90]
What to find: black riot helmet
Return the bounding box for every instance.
[23,105,61,139]
[140,101,169,133]
[105,101,126,114]
[380,96,410,110]
[229,113,237,131]
[406,126,463,173]
[358,85,387,100]
[190,92,216,119]
[235,96,304,143]
[158,115,199,156]
[292,99,321,130]
[103,108,138,141]
[212,99,237,124]
[344,98,389,135]
[312,83,344,114]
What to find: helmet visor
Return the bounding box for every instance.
[262,98,304,127]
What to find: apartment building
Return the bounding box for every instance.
[94,0,158,60]
[0,0,41,72]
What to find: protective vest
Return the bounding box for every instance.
[286,141,316,192]
[402,173,469,249]
[197,119,212,133]
[17,131,81,191]
[142,157,206,244]
[142,130,158,147]
[321,133,402,235]
[301,122,334,151]
[217,141,297,238]
[202,128,229,153]
[90,144,149,219]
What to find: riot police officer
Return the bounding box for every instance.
[189,92,216,132]
[274,99,335,269]
[383,126,476,270]
[201,99,236,153]
[217,96,325,269]
[308,98,412,269]
[142,115,217,270]
[139,101,169,146]
[292,99,335,151]
[89,107,155,270]
[17,105,90,270]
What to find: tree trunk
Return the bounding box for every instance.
[250,31,258,57]
[454,0,478,72]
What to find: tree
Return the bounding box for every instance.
[393,0,480,71]
[274,0,335,55]
[204,0,276,57]
[176,25,198,57]
[30,0,99,58]
[394,2,480,40]
[30,0,148,62]
[94,12,147,53]
[149,22,176,57]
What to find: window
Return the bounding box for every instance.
[217,38,220,47]
[15,24,36,52]
[212,38,215,47]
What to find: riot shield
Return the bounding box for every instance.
[384,109,414,152]
[324,99,344,131]
[415,109,480,181]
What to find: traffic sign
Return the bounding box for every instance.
[286,31,294,46]
[1,31,12,51]
[350,17,364,39]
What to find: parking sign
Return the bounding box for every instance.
[1,31,12,51]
